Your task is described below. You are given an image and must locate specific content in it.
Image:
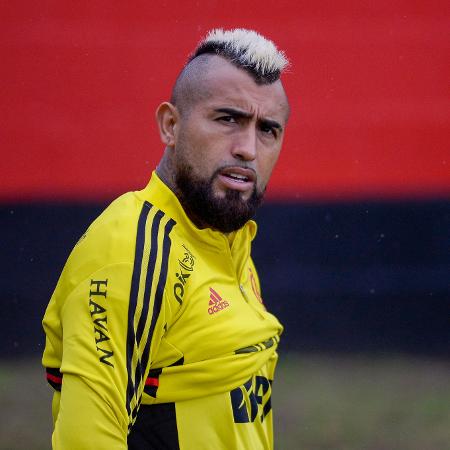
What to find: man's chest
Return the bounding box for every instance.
[161,239,281,364]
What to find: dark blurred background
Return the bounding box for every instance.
[2,200,450,358]
[1,0,449,359]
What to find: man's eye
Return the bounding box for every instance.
[260,124,277,137]
[217,116,236,123]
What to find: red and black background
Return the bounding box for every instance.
[1,1,449,356]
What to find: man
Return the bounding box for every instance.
[42,28,290,449]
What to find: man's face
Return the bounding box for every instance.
[171,56,290,232]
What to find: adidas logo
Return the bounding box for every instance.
[208,287,230,315]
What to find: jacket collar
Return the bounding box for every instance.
[137,171,257,248]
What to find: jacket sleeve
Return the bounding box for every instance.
[49,261,169,449]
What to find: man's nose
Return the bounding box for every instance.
[231,127,257,161]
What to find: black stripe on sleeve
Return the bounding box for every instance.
[132,209,163,396]
[137,218,175,399]
[135,209,164,347]
[143,367,163,398]
[45,367,63,391]
[126,201,152,417]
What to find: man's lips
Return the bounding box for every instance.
[216,167,256,192]
[219,167,256,182]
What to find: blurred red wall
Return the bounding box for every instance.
[1,0,449,202]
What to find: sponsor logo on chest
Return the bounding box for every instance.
[208,287,230,315]
[173,244,196,305]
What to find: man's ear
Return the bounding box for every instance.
[155,102,179,148]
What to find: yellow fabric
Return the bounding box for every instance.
[42,172,283,449]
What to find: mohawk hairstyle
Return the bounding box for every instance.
[189,28,289,84]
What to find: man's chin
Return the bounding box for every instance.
[213,189,251,203]
[175,166,264,232]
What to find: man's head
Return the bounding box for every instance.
[156,28,290,233]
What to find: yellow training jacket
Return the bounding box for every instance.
[42,172,283,449]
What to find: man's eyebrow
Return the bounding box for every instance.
[259,118,282,130]
[214,107,253,119]
[214,107,283,130]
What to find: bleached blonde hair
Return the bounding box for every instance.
[189,28,289,83]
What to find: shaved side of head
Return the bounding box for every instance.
[170,54,214,117]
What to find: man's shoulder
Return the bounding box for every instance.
[71,187,183,268]
[62,191,148,273]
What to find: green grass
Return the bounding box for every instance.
[0,354,449,449]
[0,358,53,450]
[274,353,450,450]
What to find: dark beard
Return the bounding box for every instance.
[175,165,264,233]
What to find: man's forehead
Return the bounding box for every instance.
[195,56,290,121]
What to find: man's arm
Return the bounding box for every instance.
[52,374,126,449]
[44,261,169,449]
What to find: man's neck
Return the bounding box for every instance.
[155,162,175,193]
